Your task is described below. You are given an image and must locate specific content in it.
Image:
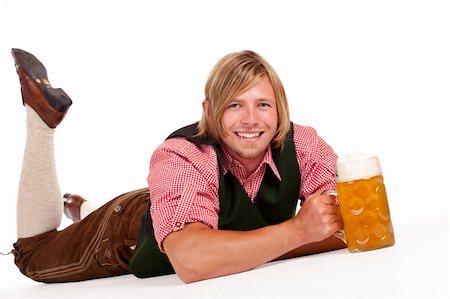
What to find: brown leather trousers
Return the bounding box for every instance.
[12,188,149,283]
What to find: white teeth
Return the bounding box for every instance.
[237,132,260,138]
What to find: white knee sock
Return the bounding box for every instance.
[80,201,97,220]
[16,105,62,238]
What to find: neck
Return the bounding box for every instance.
[240,158,264,176]
[222,146,267,177]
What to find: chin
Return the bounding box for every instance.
[237,149,266,160]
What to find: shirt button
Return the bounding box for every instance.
[114,205,122,213]
[175,222,182,228]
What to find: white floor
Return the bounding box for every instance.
[0,1,448,298]
[0,217,448,299]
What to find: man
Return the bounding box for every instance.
[11,48,345,284]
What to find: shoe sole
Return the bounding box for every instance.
[11,48,72,113]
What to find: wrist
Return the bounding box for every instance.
[283,218,309,250]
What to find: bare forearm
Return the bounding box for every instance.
[164,221,304,283]
[164,192,343,283]
[274,235,346,261]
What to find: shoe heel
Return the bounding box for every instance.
[42,88,73,113]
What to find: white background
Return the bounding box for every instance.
[0,0,448,298]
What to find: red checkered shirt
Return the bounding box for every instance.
[148,123,337,250]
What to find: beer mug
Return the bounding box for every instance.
[335,152,395,252]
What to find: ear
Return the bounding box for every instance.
[202,99,210,118]
[202,99,208,112]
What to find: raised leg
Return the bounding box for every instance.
[12,49,72,238]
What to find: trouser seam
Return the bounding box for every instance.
[26,195,130,280]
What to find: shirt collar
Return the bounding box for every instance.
[221,146,282,181]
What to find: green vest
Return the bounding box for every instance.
[129,123,300,278]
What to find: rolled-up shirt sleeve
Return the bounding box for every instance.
[148,138,220,252]
[293,124,338,200]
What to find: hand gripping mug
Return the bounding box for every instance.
[335,152,395,252]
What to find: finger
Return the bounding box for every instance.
[320,189,339,206]
[324,196,340,207]
[322,196,338,206]
[331,218,344,230]
[321,189,337,197]
[326,205,342,218]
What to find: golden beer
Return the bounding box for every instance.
[335,153,395,252]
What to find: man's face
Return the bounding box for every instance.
[221,76,278,169]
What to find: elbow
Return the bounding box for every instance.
[164,223,218,283]
[177,271,202,284]
[165,247,204,283]
[171,255,211,284]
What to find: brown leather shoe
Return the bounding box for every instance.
[11,48,72,128]
[63,193,86,222]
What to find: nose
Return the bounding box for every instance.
[241,106,259,125]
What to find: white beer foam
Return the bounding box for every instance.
[335,151,382,182]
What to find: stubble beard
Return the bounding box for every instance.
[234,142,266,161]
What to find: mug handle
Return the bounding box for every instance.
[321,189,347,244]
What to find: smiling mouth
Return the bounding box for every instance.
[235,132,263,139]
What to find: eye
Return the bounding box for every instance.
[228,103,240,109]
[259,102,271,109]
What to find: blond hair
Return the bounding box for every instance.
[197,50,290,149]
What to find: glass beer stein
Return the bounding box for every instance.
[335,152,395,252]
